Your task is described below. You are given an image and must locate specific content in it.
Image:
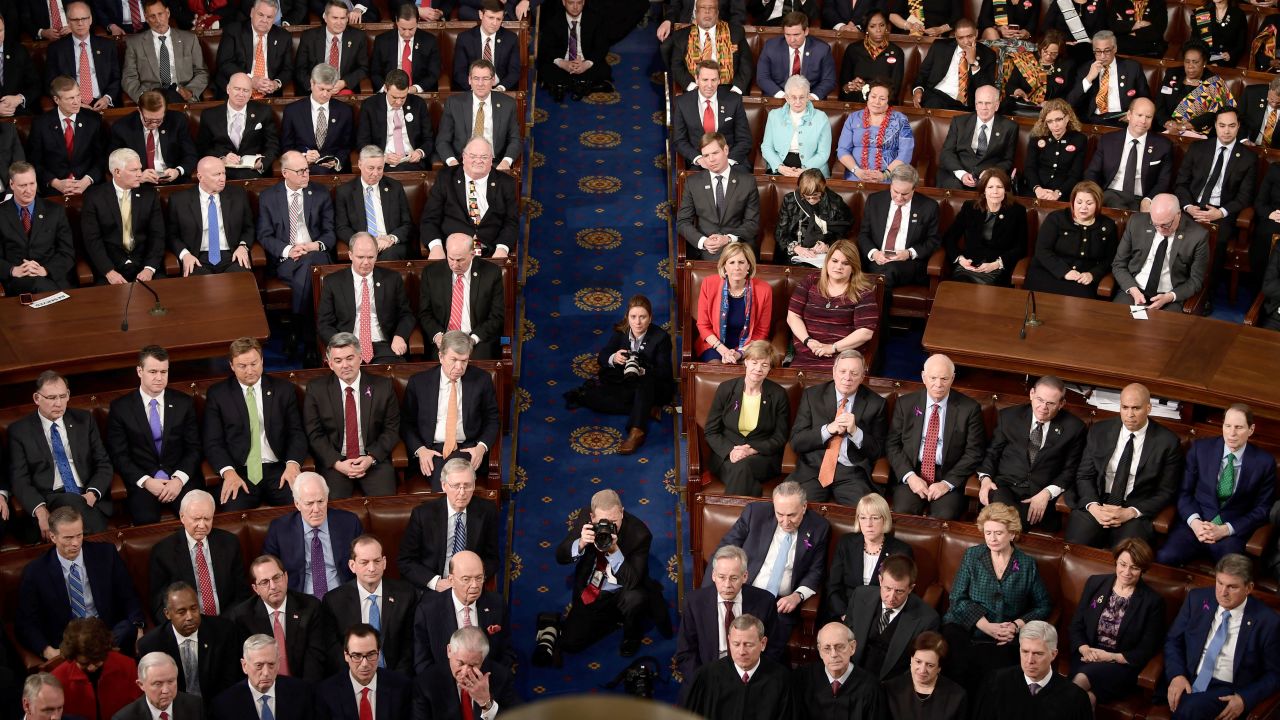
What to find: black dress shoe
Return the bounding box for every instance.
[563,389,583,409]
[547,85,566,103]
[619,637,640,657]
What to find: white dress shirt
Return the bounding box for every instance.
[349,673,377,716]
[869,198,916,259]
[1185,140,1236,215]
[215,380,284,477]
[186,530,221,612]
[1132,229,1175,297]
[751,526,815,600]
[287,188,314,249]
[433,372,468,445]
[359,179,388,237]
[1081,60,1122,112]
[199,189,229,255]
[1108,131,1147,193]
[251,32,272,78]
[697,168,740,249]
[357,580,384,623]
[383,103,416,159]
[135,388,190,487]
[250,683,277,720]
[351,269,387,343]
[151,31,180,85]
[470,94,494,154]
[1092,422,1148,512]
[339,372,366,456]
[715,594,743,656]
[39,413,83,495]
[1196,602,1244,684]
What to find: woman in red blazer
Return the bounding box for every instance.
[694,243,773,363]
[52,619,142,720]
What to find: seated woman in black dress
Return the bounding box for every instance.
[1023,99,1087,201]
[978,0,1039,40]
[1024,180,1120,299]
[823,492,914,624]
[701,341,788,497]
[775,169,854,266]
[839,11,905,102]
[1189,0,1247,66]
[884,631,969,720]
[1107,0,1167,57]
[1000,31,1074,116]
[1157,43,1223,133]
[942,168,1026,286]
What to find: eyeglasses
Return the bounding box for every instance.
[283,167,310,175]
[1093,47,1116,55]
[346,650,380,664]
[38,393,70,401]
[462,153,493,161]
[455,574,485,586]
[253,572,286,589]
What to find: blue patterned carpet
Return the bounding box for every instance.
[505,24,686,703]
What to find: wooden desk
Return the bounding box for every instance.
[922,283,1280,418]
[0,273,269,385]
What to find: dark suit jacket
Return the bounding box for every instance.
[1073,417,1183,516]
[676,164,762,258]
[912,40,998,99]
[886,389,986,488]
[396,495,500,591]
[0,42,39,112]
[704,377,789,465]
[451,27,521,91]
[1067,57,1149,119]
[824,533,913,624]
[17,543,143,654]
[1084,130,1173,200]
[322,578,418,674]
[712,501,831,597]
[0,197,76,288]
[370,29,440,92]
[303,371,401,470]
[195,101,280,179]
[672,87,752,166]
[294,27,369,94]
[355,94,433,170]
[281,97,355,173]
[556,508,667,629]
[335,175,414,247]
[416,257,505,359]
[412,588,513,675]
[1068,574,1164,669]
[263,509,364,593]
[1164,589,1280,710]
[137,616,245,701]
[318,267,416,346]
[106,388,203,498]
[847,588,940,679]
[8,408,114,514]
[1174,139,1257,217]
[168,184,255,260]
[147,527,250,622]
[256,181,337,262]
[214,25,293,97]
[211,676,315,720]
[595,327,675,405]
[755,36,835,99]
[225,591,339,681]
[663,23,754,94]
[203,373,309,476]
[0,122,25,194]
[317,668,411,720]
[788,382,888,488]
[972,667,1092,719]
[938,113,1019,178]
[1177,438,1277,538]
[1110,212,1210,302]
[674,584,782,682]
[45,35,122,103]
[748,0,817,23]
[1264,222,1280,318]
[112,692,205,720]
[109,110,199,181]
[419,165,519,257]
[536,7,613,79]
[1241,84,1280,150]
[857,189,941,264]
[411,661,521,720]
[979,404,1086,499]
[81,180,166,280]
[28,108,107,194]
[401,365,501,456]
[665,0,747,24]
[434,91,521,165]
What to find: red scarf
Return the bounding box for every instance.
[860,111,890,172]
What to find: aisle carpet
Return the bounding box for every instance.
[505,25,686,702]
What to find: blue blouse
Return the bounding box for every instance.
[836,109,914,181]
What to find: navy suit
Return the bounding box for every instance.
[224,590,339,682]
[451,27,521,92]
[1084,130,1173,204]
[317,668,412,720]
[213,25,293,98]
[674,584,782,684]
[1158,439,1277,565]
[256,181,336,314]
[370,29,440,92]
[202,373,309,510]
[44,35,122,104]
[16,543,144,655]
[105,389,204,525]
[755,36,836,99]
[1164,589,1280,718]
[211,676,316,720]
[262,509,363,596]
[108,111,200,182]
[401,365,500,490]
[322,579,418,674]
[411,588,514,675]
[281,98,356,174]
[27,108,107,195]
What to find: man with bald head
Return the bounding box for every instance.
[412,550,514,675]
[196,73,278,180]
[1110,193,1210,312]
[149,490,249,621]
[1085,97,1173,211]
[421,137,519,260]
[888,354,986,519]
[168,157,254,276]
[417,233,506,361]
[793,622,881,719]
[936,85,1017,190]
[1067,383,1184,548]
[316,232,414,364]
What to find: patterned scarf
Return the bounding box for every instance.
[1251,24,1277,71]
[1193,6,1214,46]
[1173,74,1236,120]
[860,111,891,171]
[1131,0,1148,22]
[864,38,889,60]
[1003,48,1047,104]
[719,278,752,351]
[684,22,737,86]
[992,0,1009,25]
[907,0,925,34]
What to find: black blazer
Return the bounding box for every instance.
[0,42,39,112]
[214,25,293,97]
[417,256,506,360]
[675,164,762,259]
[977,0,1040,34]
[942,201,1027,272]
[857,189,941,264]
[335,175,415,247]
[596,326,675,404]
[665,0,747,24]
[704,377,789,462]
[202,374,309,476]
[978,404,1087,499]
[294,27,369,94]
[195,101,280,179]
[847,588,941,679]
[257,181,337,261]
[663,23,754,94]
[355,94,433,171]
[44,35,122,103]
[281,98,355,173]
[411,661,521,720]
[788,382,888,488]
[396,495,501,591]
[839,40,906,103]
[1263,226,1280,318]
[938,113,1019,179]
[824,533,913,623]
[211,676,315,720]
[556,509,667,631]
[886,389,987,488]
[137,615,246,702]
[370,29,440,92]
[225,590,339,681]
[1067,57,1150,121]
[147,527,250,622]
[105,388,203,497]
[317,668,412,720]
[1073,417,1184,517]
[28,108,107,194]
[1107,0,1166,57]
[109,110,199,181]
[794,661,881,719]
[671,87,752,166]
[0,122,24,195]
[1084,130,1173,201]
[302,371,401,470]
[1069,573,1164,669]
[8,408,114,514]
[674,584,783,683]
[80,181,167,280]
[419,164,519,257]
[168,184,255,260]
[1241,84,1280,150]
[1154,69,1219,130]
[912,40,999,100]
[1173,139,1258,217]
[972,666,1093,719]
[1024,130,1087,196]
[113,692,205,720]
[317,266,416,346]
[17,543,143,654]
[0,197,76,288]
[401,365,501,456]
[322,579,418,674]
[748,0,817,24]
[411,588,513,675]
[451,27,521,91]
[536,7,613,76]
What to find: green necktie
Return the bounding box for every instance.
[246,386,263,485]
[1212,455,1236,524]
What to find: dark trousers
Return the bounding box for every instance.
[560,587,648,652]
[97,262,166,284]
[2,275,65,294]
[1261,312,1280,331]
[1156,521,1249,566]
[919,87,970,111]
[1063,507,1155,548]
[320,461,398,500]
[540,64,612,93]
[936,172,975,190]
[367,341,408,365]
[1172,679,1238,719]
[790,465,877,507]
[1112,291,1184,312]
[276,250,331,314]
[44,491,110,534]
[188,250,252,275]
[892,482,967,519]
[578,373,662,433]
[374,242,410,260]
[865,256,927,290]
[709,451,781,497]
[125,478,204,525]
[418,443,488,491]
[1102,189,1143,211]
[941,623,1021,693]
[991,486,1062,533]
[219,462,298,511]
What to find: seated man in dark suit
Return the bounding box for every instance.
[43,1,121,111]
[412,550,513,674]
[1084,98,1171,211]
[105,345,203,525]
[210,634,317,720]
[29,75,106,196]
[418,234,506,361]
[282,64,355,175]
[204,338,307,511]
[370,6,440,93]
[675,545,782,684]
[170,157,254,276]
[0,16,39,116]
[138,582,244,703]
[262,472,364,599]
[755,14,834,100]
[1164,555,1280,720]
[402,332,501,491]
[323,536,418,675]
[1158,404,1277,566]
[1241,77,1280,151]
[936,86,1017,190]
[0,161,76,293]
[397,459,500,593]
[355,72,432,173]
[1258,241,1280,331]
[147,490,250,622]
[294,0,367,96]
[672,60,751,169]
[1110,194,1209,313]
[857,164,941,296]
[683,615,793,719]
[845,555,940,682]
[195,73,279,180]
[318,624,412,720]
[794,622,881,720]
[22,674,70,720]
[1066,383,1184,548]
[411,626,522,720]
[536,0,613,103]
[972,621,1092,719]
[212,0,294,98]
[81,147,166,284]
[887,354,986,520]
[420,138,519,259]
[317,234,414,364]
[109,91,198,184]
[786,349,887,507]
[335,149,413,258]
[302,334,402,499]
[17,507,143,660]
[9,372,114,537]
[116,652,204,720]
[909,19,996,111]
[977,375,1087,534]
[226,555,339,682]
[435,61,521,170]
[709,481,831,644]
[555,489,671,657]
[1066,31,1150,126]
[656,0,747,40]
[675,132,760,261]
[451,2,521,93]
[662,0,753,95]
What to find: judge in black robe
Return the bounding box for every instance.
[971,621,1093,720]
[683,615,795,720]
[793,622,881,719]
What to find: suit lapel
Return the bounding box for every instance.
[359,376,375,440]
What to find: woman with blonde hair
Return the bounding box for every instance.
[1024,99,1087,200]
[702,341,789,496]
[786,238,878,369]
[824,492,915,622]
[694,243,773,363]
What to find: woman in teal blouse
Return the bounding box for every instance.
[760,75,834,177]
[941,502,1053,693]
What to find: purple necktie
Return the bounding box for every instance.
[568,20,579,61]
[148,398,169,480]
[311,528,329,598]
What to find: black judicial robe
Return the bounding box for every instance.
[793,662,882,720]
[972,667,1092,720]
[683,655,796,720]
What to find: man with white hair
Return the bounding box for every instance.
[22,673,66,720]
[1110,193,1210,313]
[149,489,248,620]
[281,63,355,175]
[936,85,1017,190]
[81,147,165,284]
[411,626,522,718]
[262,472,364,600]
[210,634,318,720]
[675,544,782,684]
[111,651,204,720]
[972,621,1092,718]
[794,622,881,718]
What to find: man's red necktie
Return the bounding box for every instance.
[460,689,476,720]
[358,687,373,720]
[884,205,903,253]
[21,207,31,235]
[791,49,800,76]
[329,36,340,69]
[344,386,360,459]
[702,99,715,134]
[145,130,156,170]
[921,404,940,484]
[580,552,607,605]
[400,41,413,81]
[63,119,75,158]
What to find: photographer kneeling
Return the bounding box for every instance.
[554,489,671,657]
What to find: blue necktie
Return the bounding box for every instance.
[368,594,385,667]
[149,399,169,480]
[1192,609,1232,692]
[68,563,89,618]
[364,186,380,236]
[451,511,466,557]
[765,532,794,597]
[50,423,80,495]
[207,194,221,265]
[311,528,329,599]
[260,695,275,720]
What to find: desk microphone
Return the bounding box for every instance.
[136,278,168,317]
[1020,291,1043,340]
[121,280,136,331]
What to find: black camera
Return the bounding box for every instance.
[532,612,561,667]
[593,519,618,552]
[621,351,643,379]
[605,656,661,698]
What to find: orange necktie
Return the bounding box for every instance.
[252,34,267,99]
[443,379,459,457]
[817,398,848,487]
[1264,108,1278,146]
[956,55,969,105]
[1095,64,1110,115]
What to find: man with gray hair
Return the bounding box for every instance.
[81,147,165,284]
[281,63,355,175]
[683,614,794,719]
[317,232,414,364]
[22,673,65,720]
[398,458,501,592]
[334,146,412,259]
[412,626,522,718]
[1110,192,1209,312]
[210,634,318,720]
[262,472,364,597]
[1067,30,1149,126]
[212,0,296,97]
[1242,76,1280,150]
[857,163,941,298]
[113,651,204,720]
[973,620,1091,718]
[936,85,1017,190]
[675,544,781,684]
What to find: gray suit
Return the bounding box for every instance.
[676,165,761,261]
[122,29,209,102]
[434,92,521,166]
[937,113,1018,190]
[1110,213,1209,311]
[846,587,940,680]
